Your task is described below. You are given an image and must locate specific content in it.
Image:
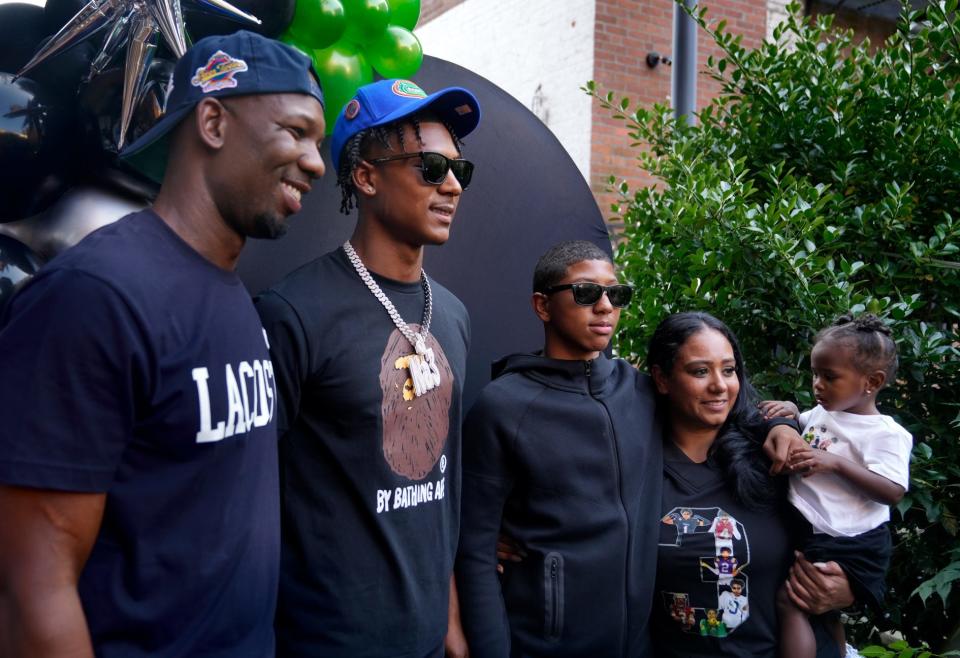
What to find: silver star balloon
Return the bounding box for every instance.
[85,7,133,82]
[17,0,262,150]
[17,0,127,78]
[118,4,158,150]
[147,0,187,58]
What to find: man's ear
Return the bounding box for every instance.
[532,292,550,323]
[195,97,229,150]
[352,160,377,198]
[652,364,670,395]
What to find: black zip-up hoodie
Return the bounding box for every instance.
[456,353,662,657]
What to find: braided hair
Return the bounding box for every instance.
[814,313,899,384]
[647,312,779,511]
[336,115,464,214]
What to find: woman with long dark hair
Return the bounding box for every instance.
[648,312,852,657]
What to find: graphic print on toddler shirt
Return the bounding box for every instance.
[802,422,838,451]
[659,506,751,636]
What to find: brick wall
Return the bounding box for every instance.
[591,0,768,220]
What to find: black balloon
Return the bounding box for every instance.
[0,3,48,73]
[24,33,96,109]
[0,234,42,317]
[43,0,88,35]
[185,0,296,39]
[74,59,170,200]
[78,58,175,156]
[0,74,70,222]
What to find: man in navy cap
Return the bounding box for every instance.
[0,31,324,657]
[255,78,480,657]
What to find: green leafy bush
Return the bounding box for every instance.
[859,641,960,658]
[588,0,960,648]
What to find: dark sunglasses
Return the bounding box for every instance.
[367,151,474,189]
[543,282,634,308]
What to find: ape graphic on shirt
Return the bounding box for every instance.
[379,325,454,480]
[659,506,751,636]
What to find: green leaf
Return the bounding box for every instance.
[859,647,892,657]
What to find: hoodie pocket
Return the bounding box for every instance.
[543,552,565,641]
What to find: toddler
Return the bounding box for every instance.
[760,314,912,657]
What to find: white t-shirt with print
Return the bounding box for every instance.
[788,405,912,537]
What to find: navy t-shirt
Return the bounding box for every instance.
[0,210,280,657]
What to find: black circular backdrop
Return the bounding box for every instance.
[238,56,611,408]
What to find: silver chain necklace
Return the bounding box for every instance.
[343,241,441,398]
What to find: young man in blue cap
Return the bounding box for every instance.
[255,78,480,657]
[0,31,325,658]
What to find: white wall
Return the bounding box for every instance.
[416,0,596,180]
[767,0,796,44]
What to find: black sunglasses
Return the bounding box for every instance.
[367,151,474,189]
[543,282,634,308]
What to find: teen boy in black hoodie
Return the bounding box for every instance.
[455,241,660,657]
[453,241,810,657]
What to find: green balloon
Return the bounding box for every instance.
[288,0,346,50]
[366,26,422,79]
[311,40,373,134]
[279,31,313,58]
[342,0,391,45]
[387,0,419,30]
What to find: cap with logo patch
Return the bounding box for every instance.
[121,30,324,183]
[330,78,481,173]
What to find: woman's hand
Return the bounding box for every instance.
[784,552,854,614]
[758,400,800,420]
[763,425,807,475]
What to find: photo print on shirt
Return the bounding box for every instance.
[659,506,751,637]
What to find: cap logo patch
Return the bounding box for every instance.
[454,104,473,115]
[392,80,427,99]
[345,99,361,120]
[191,50,248,93]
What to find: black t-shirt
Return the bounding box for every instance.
[0,210,280,657]
[653,441,790,658]
[255,247,469,658]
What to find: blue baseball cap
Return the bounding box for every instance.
[121,30,324,183]
[330,78,481,173]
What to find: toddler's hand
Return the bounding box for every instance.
[788,446,839,476]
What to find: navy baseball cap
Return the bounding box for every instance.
[121,30,324,183]
[330,78,481,173]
